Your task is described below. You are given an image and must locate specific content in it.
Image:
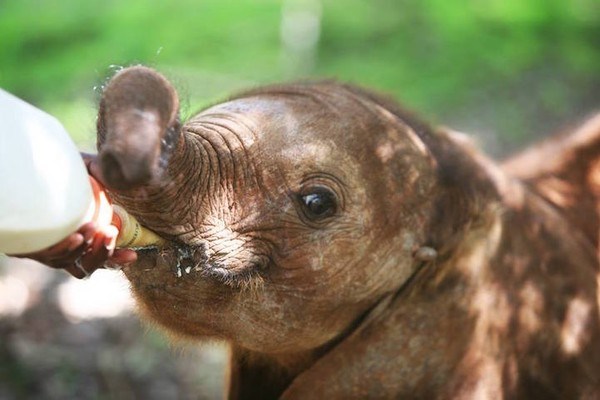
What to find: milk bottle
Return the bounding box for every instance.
[0,89,163,254]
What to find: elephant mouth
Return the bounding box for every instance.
[122,241,267,289]
[122,243,207,278]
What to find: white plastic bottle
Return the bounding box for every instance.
[0,88,94,254]
[0,89,164,254]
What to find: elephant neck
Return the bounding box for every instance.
[229,345,325,399]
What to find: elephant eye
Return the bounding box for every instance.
[299,186,338,221]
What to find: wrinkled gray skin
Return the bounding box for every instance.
[94,66,600,399]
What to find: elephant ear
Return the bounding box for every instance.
[97,66,181,190]
[502,113,600,245]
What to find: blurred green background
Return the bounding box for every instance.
[1,0,598,155]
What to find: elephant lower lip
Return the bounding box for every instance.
[122,243,260,289]
[123,243,209,278]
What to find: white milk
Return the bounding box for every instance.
[0,89,93,254]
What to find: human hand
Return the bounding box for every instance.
[9,153,137,278]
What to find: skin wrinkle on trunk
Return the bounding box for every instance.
[91,67,600,399]
[108,133,205,238]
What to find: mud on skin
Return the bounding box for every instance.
[85,66,600,398]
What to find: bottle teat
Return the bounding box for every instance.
[88,176,165,249]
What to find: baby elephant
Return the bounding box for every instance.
[35,66,600,398]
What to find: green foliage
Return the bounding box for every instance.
[0,0,598,150]
[319,0,598,111]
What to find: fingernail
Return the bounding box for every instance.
[103,225,119,248]
[68,235,84,251]
[84,224,97,243]
[125,253,137,264]
[112,250,137,264]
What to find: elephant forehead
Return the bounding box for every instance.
[280,141,341,164]
[198,97,298,135]
[200,96,354,141]
[195,94,425,186]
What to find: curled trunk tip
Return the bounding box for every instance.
[97,66,181,190]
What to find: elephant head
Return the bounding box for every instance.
[99,66,448,342]
[95,66,510,397]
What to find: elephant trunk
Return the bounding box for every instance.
[95,66,201,235]
[97,66,181,191]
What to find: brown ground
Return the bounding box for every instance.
[0,257,226,400]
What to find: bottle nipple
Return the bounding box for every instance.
[88,176,165,249]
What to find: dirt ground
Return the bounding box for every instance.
[0,257,227,400]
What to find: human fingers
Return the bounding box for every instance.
[108,248,138,265]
